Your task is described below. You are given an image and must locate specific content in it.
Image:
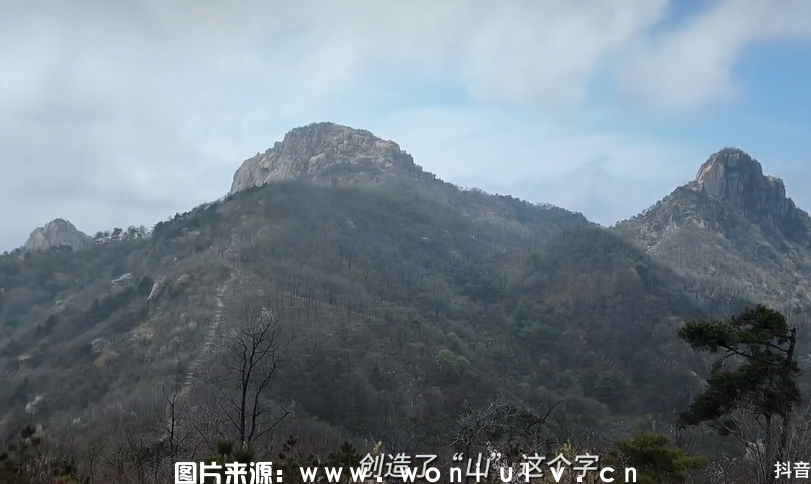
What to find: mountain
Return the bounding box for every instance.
[0,124,727,448]
[231,122,591,238]
[0,182,717,442]
[23,218,92,253]
[614,148,811,316]
[231,122,429,192]
[1,126,806,480]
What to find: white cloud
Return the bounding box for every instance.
[0,0,809,249]
[374,108,705,224]
[616,0,811,111]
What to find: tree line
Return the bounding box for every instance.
[0,303,805,483]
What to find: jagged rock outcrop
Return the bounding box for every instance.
[23,218,92,252]
[230,122,431,194]
[146,276,166,301]
[111,273,134,288]
[693,148,806,239]
[614,148,811,312]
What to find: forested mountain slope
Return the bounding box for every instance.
[2,125,809,480]
[1,178,722,447]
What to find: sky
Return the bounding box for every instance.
[1,0,810,250]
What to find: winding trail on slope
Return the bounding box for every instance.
[160,273,235,442]
[177,279,230,400]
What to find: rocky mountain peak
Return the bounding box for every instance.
[692,148,805,234]
[24,218,92,252]
[614,148,811,309]
[230,122,428,194]
[694,148,783,205]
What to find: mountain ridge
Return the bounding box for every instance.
[2,124,810,472]
[0,179,722,446]
[615,147,811,314]
[229,122,593,242]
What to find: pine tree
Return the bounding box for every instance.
[677,305,801,462]
[604,433,707,484]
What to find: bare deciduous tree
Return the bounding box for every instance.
[161,381,193,459]
[449,394,562,484]
[725,402,811,484]
[685,401,811,484]
[216,306,293,449]
[83,439,106,484]
[669,422,707,456]
[363,411,428,456]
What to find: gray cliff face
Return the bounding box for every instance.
[695,149,793,219]
[693,148,808,241]
[24,218,92,252]
[230,122,428,194]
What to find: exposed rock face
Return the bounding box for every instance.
[228,121,590,239]
[694,148,803,236]
[614,147,811,312]
[111,273,134,288]
[24,218,92,252]
[230,122,430,194]
[146,276,166,301]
